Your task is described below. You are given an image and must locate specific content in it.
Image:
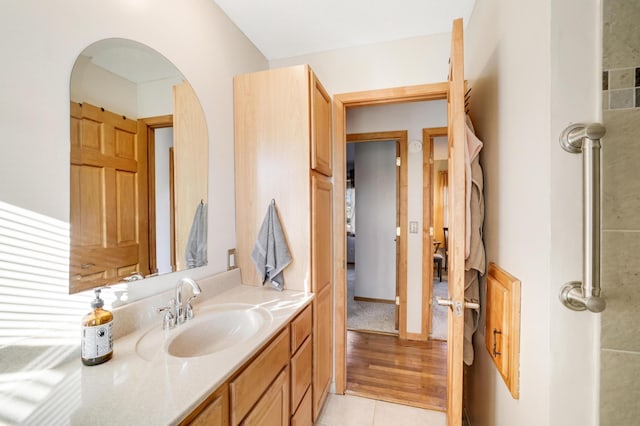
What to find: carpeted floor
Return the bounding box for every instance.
[346,264,449,339]
[431,276,448,341]
[346,265,396,334]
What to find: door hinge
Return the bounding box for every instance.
[395,296,400,305]
[429,226,434,236]
[396,157,401,166]
[396,227,401,237]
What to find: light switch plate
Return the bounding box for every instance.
[409,221,419,233]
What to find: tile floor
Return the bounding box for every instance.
[316,393,446,426]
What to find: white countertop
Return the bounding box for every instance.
[4,272,313,426]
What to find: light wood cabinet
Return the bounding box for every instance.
[313,284,332,418]
[290,306,312,423]
[230,329,290,425]
[189,387,228,426]
[291,387,312,426]
[180,384,228,426]
[241,367,290,426]
[234,64,334,421]
[182,302,314,426]
[310,73,332,177]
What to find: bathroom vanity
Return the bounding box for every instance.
[48,270,313,425]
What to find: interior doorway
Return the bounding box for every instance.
[141,115,175,276]
[345,131,408,336]
[423,127,449,341]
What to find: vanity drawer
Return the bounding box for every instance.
[290,304,312,353]
[290,336,312,413]
[230,328,290,425]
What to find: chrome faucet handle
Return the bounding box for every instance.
[156,299,176,330]
[184,301,195,321]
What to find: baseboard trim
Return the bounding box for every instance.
[353,296,395,304]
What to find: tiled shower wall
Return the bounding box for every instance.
[601,0,640,424]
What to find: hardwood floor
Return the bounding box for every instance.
[346,330,447,412]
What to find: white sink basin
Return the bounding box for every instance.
[135,303,273,361]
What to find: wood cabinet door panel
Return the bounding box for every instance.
[291,304,312,353]
[313,284,332,421]
[312,174,333,293]
[241,367,289,426]
[290,337,312,412]
[310,72,332,177]
[230,329,290,425]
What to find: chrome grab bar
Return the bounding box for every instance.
[559,123,606,313]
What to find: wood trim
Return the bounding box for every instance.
[334,84,449,396]
[140,114,173,128]
[404,332,424,341]
[147,127,158,275]
[346,130,408,339]
[333,96,347,395]
[353,296,395,304]
[422,127,448,341]
[335,82,448,107]
[140,115,174,276]
[169,148,176,270]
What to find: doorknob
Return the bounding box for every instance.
[436,297,480,317]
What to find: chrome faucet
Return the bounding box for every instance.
[175,277,201,325]
[156,277,202,330]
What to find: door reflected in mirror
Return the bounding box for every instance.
[69,38,208,294]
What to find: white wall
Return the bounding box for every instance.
[348,101,447,334]
[155,127,174,275]
[354,141,396,300]
[70,55,139,118]
[464,0,600,425]
[0,0,267,302]
[138,76,184,118]
[270,34,451,94]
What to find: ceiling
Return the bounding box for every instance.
[214,0,476,60]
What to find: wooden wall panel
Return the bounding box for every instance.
[234,65,311,290]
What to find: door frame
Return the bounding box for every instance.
[422,127,448,339]
[333,82,449,394]
[140,115,174,274]
[346,131,408,336]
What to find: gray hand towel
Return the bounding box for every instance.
[251,200,292,291]
[185,202,208,268]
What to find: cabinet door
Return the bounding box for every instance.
[313,284,332,421]
[189,391,228,426]
[242,367,289,426]
[182,384,228,426]
[290,337,312,412]
[310,72,332,177]
[311,174,333,293]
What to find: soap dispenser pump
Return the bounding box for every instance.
[81,288,113,366]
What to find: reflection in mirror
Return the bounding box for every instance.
[69,39,208,294]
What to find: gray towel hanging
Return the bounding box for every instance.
[251,199,292,291]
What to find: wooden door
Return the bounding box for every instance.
[310,72,332,177]
[311,173,333,420]
[70,102,149,293]
[446,18,466,426]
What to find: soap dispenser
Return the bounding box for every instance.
[81,288,113,366]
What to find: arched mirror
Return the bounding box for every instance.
[69,39,208,294]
